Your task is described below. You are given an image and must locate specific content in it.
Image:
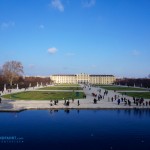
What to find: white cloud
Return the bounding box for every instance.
[65,52,75,56]
[51,0,64,12]
[132,50,140,56]
[82,0,96,8]
[0,21,15,29]
[48,47,58,54]
[39,24,44,29]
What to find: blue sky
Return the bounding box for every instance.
[0,0,150,78]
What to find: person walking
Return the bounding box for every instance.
[117,99,120,105]
[78,100,80,106]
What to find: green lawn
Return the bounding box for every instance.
[2,91,85,100]
[119,92,150,99]
[55,84,80,86]
[39,86,83,90]
[98,85,115,87]
[101,86,147,91]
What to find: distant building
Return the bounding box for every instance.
[50,73,115,84]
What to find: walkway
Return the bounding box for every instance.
[0,85,150,111]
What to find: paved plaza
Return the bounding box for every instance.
[0,85,150,111]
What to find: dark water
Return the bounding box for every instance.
[0,109,150,150]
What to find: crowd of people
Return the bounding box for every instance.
[1,84,150,109]
[90,86,150,107]
[49,99,80,107]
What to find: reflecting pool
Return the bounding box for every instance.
[0,109,150,150]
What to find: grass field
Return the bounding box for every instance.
[93,84,115,87]
[55,84,80,86]
[101,86,147,91]
[2,91,85,100]
[119,92,150,99]
[39,86,83,90]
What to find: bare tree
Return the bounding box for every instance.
[2,61,24,86]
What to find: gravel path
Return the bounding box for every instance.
[0,85,150,111]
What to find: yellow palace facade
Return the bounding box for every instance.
[50,73,115,84]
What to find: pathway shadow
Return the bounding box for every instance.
[0,100,19,111]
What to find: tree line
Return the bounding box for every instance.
[115,78,150,88]
[0,61,52,91]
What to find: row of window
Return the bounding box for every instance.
[53,77,114,80]
[51,76,115,84]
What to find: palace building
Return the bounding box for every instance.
[50,73,115,84]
